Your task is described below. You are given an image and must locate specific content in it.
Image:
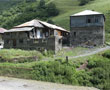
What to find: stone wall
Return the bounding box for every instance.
[70,26,105,47]
[4,32,62,53]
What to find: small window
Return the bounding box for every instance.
[46,32,49,37]
[19,39,23,43]
[74,32,76,37]
[59,39,62,44]
[87,19,91,23]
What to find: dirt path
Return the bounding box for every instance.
[0,77,99,90]
[68,46,110,59]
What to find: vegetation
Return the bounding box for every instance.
[79,0,94,6]
[0,49,43,63]
[0,49,109,89]
[0,0,59,29]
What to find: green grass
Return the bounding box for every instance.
[56,47,89,57]
[0,49,109,89]
[0,49,43,62]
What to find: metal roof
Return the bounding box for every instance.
[0,28,7,33]
[7,19,69,33]
[14,19,44,28]
[71,10,103,16]
[39,20,69,32]
[5,27,34,33]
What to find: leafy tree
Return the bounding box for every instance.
[47,19,54,24]
[37,0,45,9]
[46,2,59,17]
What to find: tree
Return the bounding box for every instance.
[47,19,54,24]
[37,0,46,9]
[46,2,59,17]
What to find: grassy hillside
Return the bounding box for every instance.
[52,0,110,30]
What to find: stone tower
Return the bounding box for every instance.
[70,10,105,47]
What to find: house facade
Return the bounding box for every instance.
[70,10,105,47]
[4,19,69,53]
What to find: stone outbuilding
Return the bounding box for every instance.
[70,10,105,47]
[4,19,69,53]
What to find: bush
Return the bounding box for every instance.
[87,54,110,89]
[79,0,94,6]
[102,50,110,58]
[31,60,78,84]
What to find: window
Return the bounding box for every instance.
[74,32,76,37]
[87,19,91,23]
[59,39,62,44]
[37,30,43,38]
[19,39,23,44]
[46,32,49,37]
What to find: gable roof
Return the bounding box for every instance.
[14,19,44,28]
[0,28,7,33]
[13,19,69,32]
[39,20,69,32]
[71,10,104,16]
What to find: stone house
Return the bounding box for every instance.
[70,10,105,47]
[4,19,69,53]
[0,28,7,48]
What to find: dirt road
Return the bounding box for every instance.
[0,77,99,90]
[68,46,110,59]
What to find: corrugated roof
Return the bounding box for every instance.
[5,27,34,33]
[0,28,7,33]
[8,19,69,33]
[71,10,103,16]
[39,20,69,32]
[14,19,44,28]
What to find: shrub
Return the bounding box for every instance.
[102,50,110,58]
[79,0,94,6]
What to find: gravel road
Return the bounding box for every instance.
[0,77,99,90]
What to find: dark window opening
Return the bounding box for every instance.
[74,32,76,37]
[87,19,91,23]
[19,39,23,44]
[59,39,62,44]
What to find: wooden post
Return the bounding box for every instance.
[66,56,68,64]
